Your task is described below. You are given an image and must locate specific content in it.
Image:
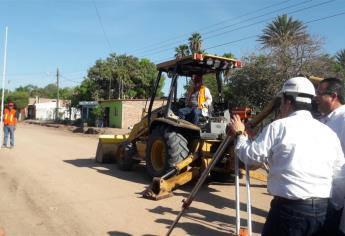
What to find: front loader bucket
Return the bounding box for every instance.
[95,134,129,163]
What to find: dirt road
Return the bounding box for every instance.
[0,123,271,236]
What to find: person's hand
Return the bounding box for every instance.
[229,114,245,135]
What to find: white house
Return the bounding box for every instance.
[27,98,80,121]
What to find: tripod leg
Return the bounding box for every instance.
[235,151,240,235]
[246,165,252,236]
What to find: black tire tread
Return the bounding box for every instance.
[146,125,189,177]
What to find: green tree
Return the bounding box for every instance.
[6,91,29,109]
[71,78,97,107]
[175,44,190,58]
[222,52,235,59]
[258,14,308,49]
[59,87,74,100]
[86,53,162,100]
[258,14,322,80]
[336,49,345,69]
[224,54,279,111]
[188,32,203,54]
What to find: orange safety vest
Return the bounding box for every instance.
[197,85,206,109]
[187,85,207,109]
[3,108,17,125]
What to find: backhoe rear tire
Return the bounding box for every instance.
[146,125,189,178]
[116,141,135,171]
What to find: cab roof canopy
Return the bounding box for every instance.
[156,53,241,77]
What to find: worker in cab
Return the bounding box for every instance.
[2,101,17,148]
[178,75,212,124]
[229,77,345,236]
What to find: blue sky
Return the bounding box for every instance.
[0,0,344,94]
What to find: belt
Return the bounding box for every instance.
[274,196,329,204]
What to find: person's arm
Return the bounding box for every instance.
[330,144,345,210]
[231,114,275,166]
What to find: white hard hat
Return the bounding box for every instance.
[278,77,315,103]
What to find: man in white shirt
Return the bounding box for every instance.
[178,75,212,124]
[315,77,345,236]
[230,77,345,236]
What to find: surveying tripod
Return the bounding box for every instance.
[166,133,253,236]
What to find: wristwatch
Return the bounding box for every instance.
[236,130,244,136]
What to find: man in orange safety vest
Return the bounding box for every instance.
[2,102,17,148]
[178,75,212,124]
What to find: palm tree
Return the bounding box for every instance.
[258,14,308,48]
[222,52,235,59]
[336,49,345,68]
[188,32,203,54]
[174,44,190,58]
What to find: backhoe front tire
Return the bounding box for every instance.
[116,141,135,171]
[146,125,189,178]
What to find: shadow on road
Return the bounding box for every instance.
[149,204,265,235]
[107,231,133,236]
[174,185,268,218]
[146,183,268,235]
[64,158,151,185]
[65,158,268,235]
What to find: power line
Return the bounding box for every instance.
[92,0,113,52]
[128,0,294,54]
[153,11,345,64]
[305,11,345,23]
[141,0,335,59]
[137,0,313,56]
[60,74,82,84]
[203,0,335,40]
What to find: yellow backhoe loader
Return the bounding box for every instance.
[95,53,322,200]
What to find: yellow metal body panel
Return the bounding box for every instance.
[240,168,268,182]
[98,134,129,144]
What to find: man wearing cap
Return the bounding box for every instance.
[230,77,345,236]
[2,102,17,148]
[178,75,212,125]
[315,77,345,235]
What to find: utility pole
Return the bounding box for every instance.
[56,68,60,121]
[0,27,8,149]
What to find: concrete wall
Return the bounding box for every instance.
[122,99,165,129]
[100,99,166,128]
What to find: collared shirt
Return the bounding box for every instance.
[322,105,345,153]
[235,110,345,200]
[320,105,345,232]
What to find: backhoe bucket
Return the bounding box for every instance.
[95,134,129,163]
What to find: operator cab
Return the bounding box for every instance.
[147,53,242,139]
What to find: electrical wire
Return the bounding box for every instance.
[153,11,345,64]
[141,0,336,59]
[92,0,113,52]
[128,0,294,54]
[60,74,82,84]
[136,0,313,56]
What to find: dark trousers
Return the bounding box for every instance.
[322,203,345,236]
[178,106,201,125]
[262,197,328,236]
